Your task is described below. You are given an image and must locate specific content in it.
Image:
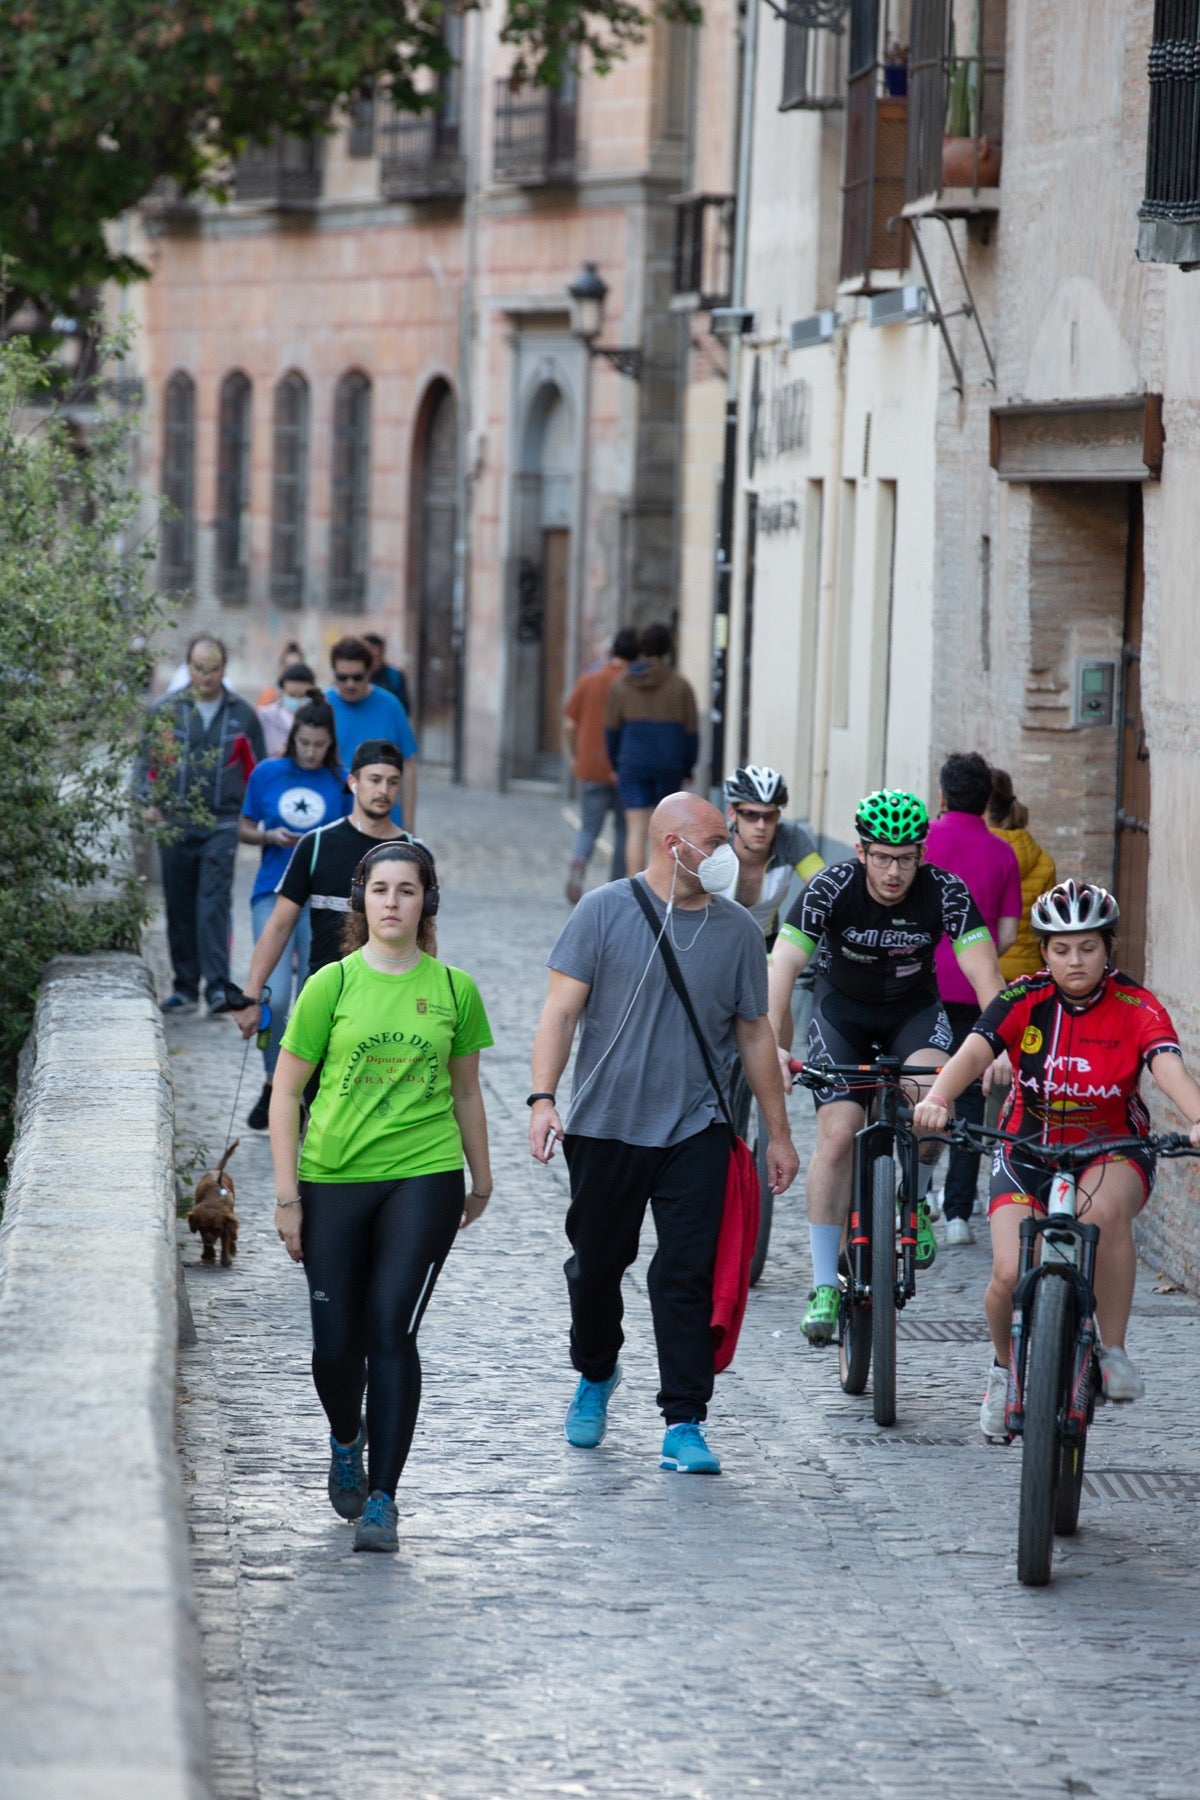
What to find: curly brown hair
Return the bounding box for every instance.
[340,842,439,958]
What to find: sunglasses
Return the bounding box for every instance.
[333,669,368,684]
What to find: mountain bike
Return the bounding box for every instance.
[946,1119,1200,1587]
[791,1055,936,1426]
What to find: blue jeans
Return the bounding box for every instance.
[572,781,627,881]
[250,892,312,1077]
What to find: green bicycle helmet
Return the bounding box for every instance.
[855,789,930,845]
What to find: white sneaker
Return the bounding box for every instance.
[946,1217,975,1247]
[927,1186,944,1221]
[1099,1345,1145,1402]
[980,1362,1009,1439]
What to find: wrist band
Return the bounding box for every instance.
[275,1196,302,1209]
[925,1094,950,1110]
[526,1091,556,1107]
[469,1189,492,1202]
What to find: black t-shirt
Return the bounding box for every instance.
[276,819,429,972]
[778,858,988,1007]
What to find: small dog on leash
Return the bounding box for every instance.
[187,1140,240,1267]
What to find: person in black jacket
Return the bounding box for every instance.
[139,634,265,1015]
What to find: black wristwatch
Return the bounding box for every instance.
[526,1091,556,1107]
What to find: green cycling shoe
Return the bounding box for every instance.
[915,1198,937,1269]
[803,1284,840,1345]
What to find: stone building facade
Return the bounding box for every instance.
[128,8,692,785]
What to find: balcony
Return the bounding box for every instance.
[778,0,849,112]
[903,0,1005,217]
[378,92,465,200]
[493,78,577,186]
[233,135,323,207]
[1138,5,1200,265]
[838,0,910,287]
[671,194,735,312]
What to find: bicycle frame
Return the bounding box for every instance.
[1006,1180,1100,1442]
[847,1059,922,1311]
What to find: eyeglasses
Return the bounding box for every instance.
[734,807,779,825]
[865,848,920,872]
[333,669,368,685]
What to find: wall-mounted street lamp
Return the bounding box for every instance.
[567,262,643,380]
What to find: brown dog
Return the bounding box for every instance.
[187,1140,240,1267]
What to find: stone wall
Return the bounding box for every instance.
[0,954,210,1798]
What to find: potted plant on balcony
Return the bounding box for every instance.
[941,6,1001,189]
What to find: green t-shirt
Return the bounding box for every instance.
[281,951,493,1182]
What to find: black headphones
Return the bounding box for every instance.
[349,842,440,918]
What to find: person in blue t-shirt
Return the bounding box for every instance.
[238,696,351,1128]
[325,635,419,828]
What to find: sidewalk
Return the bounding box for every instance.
[169,776,1200,1800]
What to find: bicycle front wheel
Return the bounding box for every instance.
[871,1156,898,1427]
[1018,1274,1072,1586]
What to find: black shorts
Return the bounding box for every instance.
[988,1141,1156,1216]
[805,979,953,1110]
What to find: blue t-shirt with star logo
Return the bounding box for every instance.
[241,756,351,901]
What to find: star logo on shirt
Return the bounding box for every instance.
[278,785,328,831]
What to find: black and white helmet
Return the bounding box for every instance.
[724,765,789,809]
[1030,880,1120,937]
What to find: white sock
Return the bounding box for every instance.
[809,1223,843,1291]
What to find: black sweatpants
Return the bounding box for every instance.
[299,1172,464,1497]
[562,1125,729,1423]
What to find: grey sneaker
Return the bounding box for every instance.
[328,1427,368,1520]
[946,1217,976,1246]
[564,1364,622,1448]
[980,1362,1009,1439]
[1099,1345,1145,1402]
[354,1490,399,1553]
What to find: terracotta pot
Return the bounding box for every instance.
[941,135,1002,188]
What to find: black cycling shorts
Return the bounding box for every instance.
[988,1142,1156,1217]
[805,979,953,1110]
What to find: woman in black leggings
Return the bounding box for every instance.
[269,841,494,1552]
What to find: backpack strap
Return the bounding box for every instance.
[628,878,736,1139]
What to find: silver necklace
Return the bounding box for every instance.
[668,901,710,952]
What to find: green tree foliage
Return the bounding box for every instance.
[0,330,170,1161]
[0,0,694,311]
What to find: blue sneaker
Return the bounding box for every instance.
[161,991,198,1014]
[328,1427,368,1520]
[564,1364,622,1448]
[353,1489,399,1553]
[660,1420,721,1474]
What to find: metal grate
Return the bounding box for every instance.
[835,1432,966,1448]
[1083,1468,1200,1502]
[896,1318,993,1342]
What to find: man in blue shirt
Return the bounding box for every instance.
[325,635,419,828]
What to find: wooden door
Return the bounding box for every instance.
[1115,486,1148,983]
[541,527,569,757]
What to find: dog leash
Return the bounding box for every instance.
[219,986,272,1159]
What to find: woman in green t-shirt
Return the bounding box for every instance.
[269,840,494,1553]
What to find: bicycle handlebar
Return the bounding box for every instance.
[787,1057,943,1089]
[941,1118,1200,1167]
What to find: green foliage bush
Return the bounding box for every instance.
[0,330,170,1165]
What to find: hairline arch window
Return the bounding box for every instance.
[161,370,196,594]
[215,371,252,605]
[271,370,309,608]
[329,369,371,610]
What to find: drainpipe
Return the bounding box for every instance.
[810,320,849,849]
[451,1,483,785]
[708,0,759,797]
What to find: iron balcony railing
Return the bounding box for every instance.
[672,194,735,310]
[904,0,1005,206]
[233,135,323,205]
[779,0,850,112]
[1139,0,1200,261]
[839,0,909,285]
[377,91,465,199]
[493,78,577,184]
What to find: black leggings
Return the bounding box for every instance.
[299,1172,464,1498]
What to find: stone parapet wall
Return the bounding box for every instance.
[0,954,210,1799]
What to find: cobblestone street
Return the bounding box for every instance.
[167,777,1200,1800]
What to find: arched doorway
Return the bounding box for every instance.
[511,381,573,779]
[410,381,458,767]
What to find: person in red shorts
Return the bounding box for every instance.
[913,881,1200,1435]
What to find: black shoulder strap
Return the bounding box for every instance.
[444,964,459,1029]
[629,878,736,1137]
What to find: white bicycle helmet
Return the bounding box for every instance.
[724,764,789,808]
[1030,880,1120,937]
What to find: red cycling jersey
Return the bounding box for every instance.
[972,968,1181,1146]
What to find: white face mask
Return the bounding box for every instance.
[279,693,304,713]
[675,838,739,894]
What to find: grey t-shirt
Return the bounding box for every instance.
[547,876,769,1148]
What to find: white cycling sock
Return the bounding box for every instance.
[809,1223,842,1291]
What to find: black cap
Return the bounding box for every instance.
[350,738,404,775]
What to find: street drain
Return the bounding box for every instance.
[896,1318,992,1342]
[1082,1469,1200,1502]
[835,1433,966,1448]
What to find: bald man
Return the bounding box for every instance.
[530,792,798,1474]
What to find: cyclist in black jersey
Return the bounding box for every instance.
[767,789,1006,1344]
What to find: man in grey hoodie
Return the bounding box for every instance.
[139,634,265,1014]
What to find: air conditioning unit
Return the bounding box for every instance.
[868,285,929,327]
[789,311,838,350]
